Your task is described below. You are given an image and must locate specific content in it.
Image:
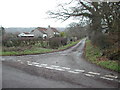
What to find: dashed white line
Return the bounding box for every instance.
[74,69,85,73]
[17,60,21,62]
[17,60,119,82]
[51,65,60,68]
[54,68,65,71]
[68,71,80,74]
[88,72,100,75]
[41,64,47,66]
[27,61,33,65]
[61,67,70,70]
[32,62,40,65]
[85,74,95,77]
[100,76,114,81]
[17,60,23,64]
[34,64,43,67]
[45,66,55,70]
[104,75,118,79]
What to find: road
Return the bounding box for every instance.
[1,39,119,88]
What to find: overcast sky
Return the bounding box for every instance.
[0,0,79,28]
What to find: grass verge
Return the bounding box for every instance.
[0,40,79,56]
[84,40,120,72]
[58,40,79,50]
[1,48,54,56]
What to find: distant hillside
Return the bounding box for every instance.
[5,27,36,33]
[5,27,65,33]
[56,27,65,32]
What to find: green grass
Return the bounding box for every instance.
[1,48,54,56]
[1,40,79,56]
[1,47,55,56]
[85,40,120,72]
[58,40,79,50]
[98,61,119,71]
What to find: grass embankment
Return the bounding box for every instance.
[58,41,79,50]
[1,40,79,56]
[84,40,120,72]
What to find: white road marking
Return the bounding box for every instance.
[34,64,43,67]
[32,62,40,65]
[41,64,47,66]
[19,61,118,82]
[74,69,85,73]
[51,65,60,68]
[54,68,65,71]
[104,75,118,79]
[27,61,33,66]
[17,60,21,62]
[45,66,55,70]
[61,67,70,70]
[88,72,100,75]
[68,71,79,74]
[100,76,114,81]
[85,74,95,77]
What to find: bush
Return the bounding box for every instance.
[2,36,68,49]
[48,37,67,49]
[89,31,119,61]
[2,38,43,47]
[60,38,67,46]
[49,37,61,49]
[90,32,111,49]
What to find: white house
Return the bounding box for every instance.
[31,26,60,38]
[31,27,48,39]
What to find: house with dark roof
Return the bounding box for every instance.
[51,28,59,34]
[31,27,48,38]
[47,26,60,38]
[31,26,60,38]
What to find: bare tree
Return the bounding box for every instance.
[47,0,119,44]
[65,22,88,39]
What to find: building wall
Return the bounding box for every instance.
[31,29,43,38]
[46,26,54,38]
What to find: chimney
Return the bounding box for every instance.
[48,25,50,28]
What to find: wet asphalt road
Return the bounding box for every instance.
[1,39,119,88]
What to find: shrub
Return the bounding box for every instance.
[60,38,67,46]
[48,37,67,49]
[90,32,111,49]
[2,38,43,47]
[48,37,61,49]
